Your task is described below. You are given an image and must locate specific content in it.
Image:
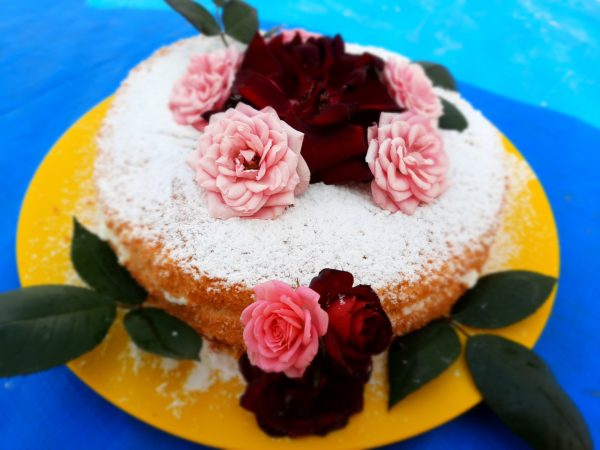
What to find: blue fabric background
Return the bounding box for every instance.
[0,1,598,448]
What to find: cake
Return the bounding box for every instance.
[95,34,506,355]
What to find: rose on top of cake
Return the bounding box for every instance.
[169,29,451,219]
[188,102,310,219]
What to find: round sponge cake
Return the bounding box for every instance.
[95,36,506,353]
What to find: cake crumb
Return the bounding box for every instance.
[183,343,243,392]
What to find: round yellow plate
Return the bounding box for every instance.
[17,98,559,449]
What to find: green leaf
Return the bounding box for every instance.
[71,218,147,305]
[416,61,457,91]
[212,0,229,6]
[466,335,592,450]
[388,321,461,408]
[165,0,221,36]
[222,0,259,44]
[452,270,557,329]
[439,97,468,131]
[0,286,116,377]
[124,308,202,360]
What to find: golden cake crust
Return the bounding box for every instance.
[100,214,497,355]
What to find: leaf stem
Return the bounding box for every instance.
[263,24,282,39]
[450,319,474,338]
[215,5,229,48]
[220,32,229,47]
[124,302,144,311]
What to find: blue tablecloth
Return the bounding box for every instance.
[0,1,598,448]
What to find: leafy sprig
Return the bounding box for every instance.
[388,270,591,450]
[0,218,203,378]
[165,0,259,45]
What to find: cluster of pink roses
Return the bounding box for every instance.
[372,58,449,214]
[169,29,450,219]
[238,269,393,437]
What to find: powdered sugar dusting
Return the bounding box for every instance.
[96,36,506,291]
[183,344,242,392]
[483,151,535,273]
[116,338,242,395]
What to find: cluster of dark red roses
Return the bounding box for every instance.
[221,32,403,185]
[239,269,393,437]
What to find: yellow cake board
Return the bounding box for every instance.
[17,98,559,450]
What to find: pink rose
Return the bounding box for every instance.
[241,280,329,378]
[384,57,443,122]
[169,48,242,130]
[279,28,321,44]
[190,103,310,219]
[366,112,449,215]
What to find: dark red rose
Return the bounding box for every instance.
[239,352,366,437]
[310,269,393,373]
[225,32,402,184]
